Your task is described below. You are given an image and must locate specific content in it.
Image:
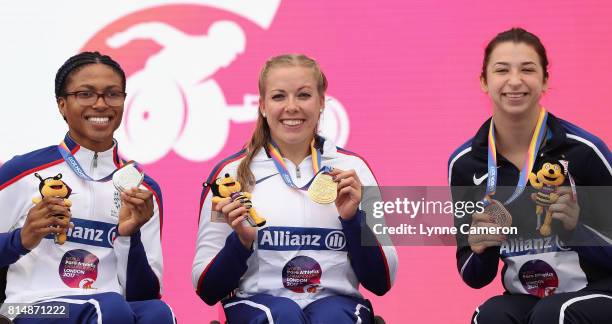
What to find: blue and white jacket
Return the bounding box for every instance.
[192,138,398,307]
[0,134,164,304]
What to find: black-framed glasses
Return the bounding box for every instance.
[64,90,127,107]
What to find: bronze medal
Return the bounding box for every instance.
[484,199,513,227]
[308,173,337,204]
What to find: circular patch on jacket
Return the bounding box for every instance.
[282,256,322,293]
[518,259,559,297]
[58,249,99,289]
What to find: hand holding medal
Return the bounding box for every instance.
[468,211,507,254]
[327,168,362,221]
[113,163,154,236]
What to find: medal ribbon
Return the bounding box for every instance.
[486,107,548,205]
[58,139,125,182]
[267,139,332,191]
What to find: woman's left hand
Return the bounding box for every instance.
[118,187,155,236]
[328,168,362,221]
[549,186,580,231]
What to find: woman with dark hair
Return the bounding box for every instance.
[0,52,174,323]
[448,28,612,323]
[192,54,397,323]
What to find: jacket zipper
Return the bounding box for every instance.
[89,152,97,218]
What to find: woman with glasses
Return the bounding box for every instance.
[448,28,612,323]
[0,52,174,323]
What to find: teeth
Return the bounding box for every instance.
[505,93,526,98]
[282,120,303,126]
[88,117,110,124]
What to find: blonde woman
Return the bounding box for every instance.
[193,54,397,323]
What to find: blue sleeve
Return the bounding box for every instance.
[456,246,499,288]
[0,229,30,267]
[125,230,160,301]
[450,168,499,289]
[196,232,253,305]
[561,146,612,270]
[340,209,391,296]
[563,223,612,271]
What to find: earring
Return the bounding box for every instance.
[262,112,267,118]
[319,109,323,114]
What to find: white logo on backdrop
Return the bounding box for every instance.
[0,0,349,164]
[108,19,350,163]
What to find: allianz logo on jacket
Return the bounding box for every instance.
[46,218,117,248]
[259,227,347,251]
[500,235,570,257]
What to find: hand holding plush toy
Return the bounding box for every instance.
[205,173,266,227]
[528,160,566,236]
[32,173,72,244]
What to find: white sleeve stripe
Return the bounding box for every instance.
[582,224,612,245]
[460,252,475,277]
[559,294,612,324]
[566,134,612,176]
[224,300,274,323]
[40,298,102,324]
[448,147,472,186]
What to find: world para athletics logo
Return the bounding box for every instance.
[79,0,350,164]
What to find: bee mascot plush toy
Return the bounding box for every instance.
[32,173,72,244]
[204,173,266,227]
[528,159,566,236]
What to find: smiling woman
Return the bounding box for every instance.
[0,52,175,323]
[193,54,398,324]
[55,54,127,152]
[448,28,612,324]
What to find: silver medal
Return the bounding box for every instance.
[113,163,144,192]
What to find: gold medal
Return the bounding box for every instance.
[484,199,513,227]
[308,173,337,204]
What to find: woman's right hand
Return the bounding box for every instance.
[468,212,506,254]
[21,197,72,250]
[215,198,256,249]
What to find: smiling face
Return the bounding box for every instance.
[57,63,124,151]
[536,162,565,186]
[481,41,548,117]
[259,66,324,153]
[39,174,70,198]
[216,174,242,197]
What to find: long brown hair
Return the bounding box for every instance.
[237,54,328,190]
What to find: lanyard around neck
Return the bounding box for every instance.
[267,139,332,191]
[486,107,548,205]
[57,139,124,182]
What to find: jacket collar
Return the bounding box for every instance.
[253,135,339,162]
[62,133,122,167]
[471,112,567,161]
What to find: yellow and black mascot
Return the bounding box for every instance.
[32,173,72,244]
[205,173,266,227]
[528,159,566,236]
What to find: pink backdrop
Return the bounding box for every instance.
[4,1,612,322]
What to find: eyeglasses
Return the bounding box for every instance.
[64,90,127,107]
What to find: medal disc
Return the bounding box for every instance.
[484,199,513,227]
[113,163,144,192]
[307,173,337,204]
